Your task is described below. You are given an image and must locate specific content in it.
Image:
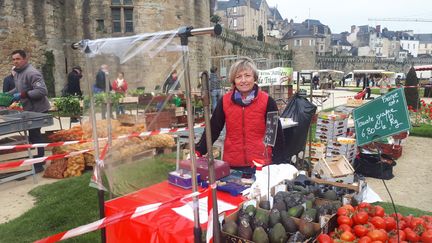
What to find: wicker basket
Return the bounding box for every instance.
[0,93,13,107]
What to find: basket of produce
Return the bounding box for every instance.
[0,93,14,107]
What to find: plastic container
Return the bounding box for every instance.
[0,93,13,107]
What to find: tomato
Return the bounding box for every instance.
[367,229,388,242]
[410,217,425,230]
[337,215,353,227]
[340,231,356,242]
[422,230,432,243]
[370,241,383,243]
[404,227,420,242]
[337,207,350,217]
[317,233,334,243]
[390,212,403,221]
[384,216,397,231]
[338,224,352,233]
[353,225,369,237]
[388,229,406,241]
[370,216,386,230]
[397,220,407,230]
[342,204,355,212]
[358,236,372,243]
[373,206,385,217]
[357,202,372,213]
[353,211,369,225]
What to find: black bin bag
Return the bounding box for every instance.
[353,152,396,180]
[280,93,317,162]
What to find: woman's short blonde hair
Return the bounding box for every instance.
[228,57,259,84]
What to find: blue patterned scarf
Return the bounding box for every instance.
[234,88,256,106]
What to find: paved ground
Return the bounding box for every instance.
[0,88,431,224]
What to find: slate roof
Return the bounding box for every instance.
[269,7,283,21]
[414,34,432,43]
[216,0,262,11]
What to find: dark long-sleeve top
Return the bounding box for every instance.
[195,92,286,164]
[3,74,15,92]
[66,70,82,96]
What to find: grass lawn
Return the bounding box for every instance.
[0,153,176,243]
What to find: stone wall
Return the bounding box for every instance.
[317,56,432,74]
[0,0,212,95]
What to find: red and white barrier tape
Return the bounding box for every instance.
[0,149,92,171]
[0,123,205,151]
[34,188,207,243]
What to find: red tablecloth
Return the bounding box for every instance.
[105,181,245,243]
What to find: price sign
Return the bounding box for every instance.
[353,88,411,146]
[263,111,279,146]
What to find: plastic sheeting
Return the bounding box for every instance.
[280,94,317,160]
[72,28,189,195]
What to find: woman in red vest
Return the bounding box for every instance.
[196,57,285,174]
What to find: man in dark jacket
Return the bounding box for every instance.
[9,49,50,173]
[64,66,83,96]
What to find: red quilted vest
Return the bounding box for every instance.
[222,90,272,167]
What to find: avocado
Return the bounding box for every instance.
[301,208,317,223]
[252,226,270,243]
[272,200,287,212]
[269,223,287,243]
[238,219,253,240]
[280,211,298,233]
[253,210,269,230]
[299,219,316,239]
[269,209,281,227]
[287,205,304,218]
[222,220,238,236]
[245,204,256,217]
[259,200,271,210]
[322,190,338,201]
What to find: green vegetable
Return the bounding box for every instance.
[53,96,81,116]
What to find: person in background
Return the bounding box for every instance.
[209,66,222,112]
[162,70,180,94]
[328,74,333,89]
[395,75,402,87]
[312,75,319,90]
[370,75,375,87]
[195,57,285,174]
[9,50,50,173]
[64,65,83,97]
[93,64,112,119]
[362,75,371,99]
[112,71,128,116]
[378,75,391,96]
[3,67,16,92]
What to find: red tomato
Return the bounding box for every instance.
[342,204,355,212]
[373,206,385,217]
[384,216,397,231]
[337,207,350,217]
[370,241,383,243]
[410,217,425,230]
[404,227,420,242]
[422,230,432,243]
[338,224,352,233]
[317,233,334,243]
[390,212,403,221]
[397,220,407,230]
[370,216,386,230]
[388,229,406,241]
[358,236,372,243]
[353,211,369,225]
[337,215,353,227]
[340,231,356,242]
[367,229,388,242]
[353,225,369,237]
[357,202,372,213]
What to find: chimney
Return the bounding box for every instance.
[376,25,381,33]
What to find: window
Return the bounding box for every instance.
[320,45,324,51]
[96,19,105,32]
[111,0,134,33]
[295,39,302,46]
[233,7,237,13]
[309,39,314,46]
[407,43,410,49]
[233,18,237,27]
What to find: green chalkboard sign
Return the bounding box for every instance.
[353,88,411,146]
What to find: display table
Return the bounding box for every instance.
[105,181,245,243]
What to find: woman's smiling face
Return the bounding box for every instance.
[234,68,255,96]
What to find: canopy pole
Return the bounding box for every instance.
[201,71,220,243]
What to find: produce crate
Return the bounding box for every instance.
[0,93,13,107]
[314,156,354,179]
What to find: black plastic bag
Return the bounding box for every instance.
[280,94,317,162]
[353,152,396,180]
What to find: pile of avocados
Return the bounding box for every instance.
[221,181,351,243]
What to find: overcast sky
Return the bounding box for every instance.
[265,0,432,34]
